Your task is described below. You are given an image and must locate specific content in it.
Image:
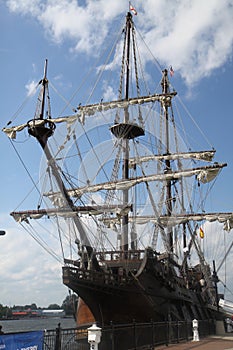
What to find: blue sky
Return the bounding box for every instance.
[0,0,233,307]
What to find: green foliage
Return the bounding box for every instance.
[62,294,78,316]
[11,303,38,311]
[47,304,61,310]
[0,294,78,318]
[0,304,12,318]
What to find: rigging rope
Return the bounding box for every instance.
[133,141,169,251]
[20,222,63,264]
[118,23,127,103]
[9,139,43,212]
[86,29,123,106]
[131,22,143,127]
[104,140,123,204]
[176,96,214,150]
[134,24,163,73]
[4,82,40,128]
[219,279,233,298]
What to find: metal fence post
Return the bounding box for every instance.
[55,323,62,350]
[185,320,188,341]
[133,319,137,349]
[165,321,168,346]
[110,321,114,350]
[176,321,179,343]
[151,320,154,348]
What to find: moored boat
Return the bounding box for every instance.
[3,8,233,328]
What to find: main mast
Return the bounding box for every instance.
[121,12,131,254]
[110,12,144,255]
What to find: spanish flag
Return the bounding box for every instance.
[129,2,137,15]
[170,66,174,77]
[199,227,204,239]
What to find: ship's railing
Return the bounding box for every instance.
[63,264,133,286]
[64,250,147,266]
[42,319,216,350]
[63,249,154,286]
[95,249,145,261]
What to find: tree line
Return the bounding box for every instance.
[0,294,78,319]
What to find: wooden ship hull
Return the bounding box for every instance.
[63,249,224,326]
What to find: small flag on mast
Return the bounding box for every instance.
[129,2,137,15]
[199,227,204,239]
[169,66,174,77]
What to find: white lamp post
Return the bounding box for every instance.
[88,323,102,350]
[192,319,199,341]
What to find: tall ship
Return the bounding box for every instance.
[3,10,233,326]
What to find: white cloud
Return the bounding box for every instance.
[6,0,232,86]
[140,0,233,85]
[0,221,68,306]
[25,80,38,97]
[102,83,117,102]
[6,0,41,16]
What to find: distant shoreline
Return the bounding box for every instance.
[0,315,73,321]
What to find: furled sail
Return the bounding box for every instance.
[101,212,233,232]
[44,163,226,199]
[2,93,177,139]
[11,206,233,232]
[2,116,77,139]
[78,92,177,117]
[128,150,216,168]
[11,205,132,223]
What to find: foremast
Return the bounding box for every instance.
[27,59,95,261]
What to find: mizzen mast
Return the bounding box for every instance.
[161,69,174,252]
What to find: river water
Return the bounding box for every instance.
[0,317,77,333]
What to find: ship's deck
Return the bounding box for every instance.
[155,336,233,349]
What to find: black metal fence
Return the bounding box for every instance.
[44,324,80,349]
[43,319,216,350]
